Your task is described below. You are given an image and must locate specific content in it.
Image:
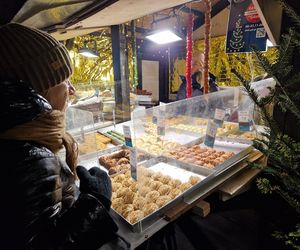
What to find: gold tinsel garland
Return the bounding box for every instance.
[171,35,278,92]
[68,34,114,91]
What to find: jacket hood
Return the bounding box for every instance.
[0,79,52,133]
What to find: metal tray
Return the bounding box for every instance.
[182,139,253,174]
[110,155,211,233]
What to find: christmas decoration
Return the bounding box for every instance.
[203,0,212,94]
[185,12,193,98]
[131,20,138,89]
[229,17,245,52]
[170,36,277,93]
[69,34,113,89]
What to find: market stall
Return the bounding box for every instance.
[65,87,265,248]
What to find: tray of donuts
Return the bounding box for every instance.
[97,145,151,176]
[164,139,253,173]
[109,156,210,233]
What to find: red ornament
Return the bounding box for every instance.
[185,13,194,98]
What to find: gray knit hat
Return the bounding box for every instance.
[0,23,73,93]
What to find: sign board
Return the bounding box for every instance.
[226,0,267,53]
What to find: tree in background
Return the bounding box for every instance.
[232,1,300,248]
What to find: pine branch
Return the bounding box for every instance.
[279,0,300,29]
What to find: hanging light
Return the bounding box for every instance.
[145,29,182,44]
[79,40,99,58]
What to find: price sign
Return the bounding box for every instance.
[214,108,226,127]
[234,88,239,107]
[238,111,250,131]
[204,120,218,148]
[130,148,137,181]
[123,125,133,147]
[157,112,166,136]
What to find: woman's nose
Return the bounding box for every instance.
[66,80,76,95]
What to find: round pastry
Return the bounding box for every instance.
[156,195,171,207]
[140,176,151,187]
[145,190,160,203]
[143,203,159,216]
[112,182,122,192]
[169,179,182,188]
[111,192,117,200]
[157,184,171,196]
[113,174,126,183]
[123,190,135,204]
[138,186,151,196]
[121,204,134,218]
[132,196,147,210]
[112,197,124,209]
[122,179,133,188]
[127,210,144,224]
[158,175,172,185]
[152,172,163,181]
[115,187,131,198]
[149,180,163,191]
[130,182,138,192]
[179,182,192,192]
[117,157,130,165]
[169,188,181,198]
[189,176,200,185]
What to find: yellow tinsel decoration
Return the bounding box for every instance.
[171,35,278,92]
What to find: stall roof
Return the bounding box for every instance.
[1,0,232,40]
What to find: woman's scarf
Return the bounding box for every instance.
[0,110,78,173]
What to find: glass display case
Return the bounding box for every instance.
[106,87,257,232]
[69,87,259,233]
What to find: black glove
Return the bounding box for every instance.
[76,166,112,210]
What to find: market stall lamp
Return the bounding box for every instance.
[145,30,182,44]
[79,40,99,58]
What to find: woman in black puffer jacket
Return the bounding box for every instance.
[0,23,119,250]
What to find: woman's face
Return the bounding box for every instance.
[43,80,75,111]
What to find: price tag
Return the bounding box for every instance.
[123,125,133,147]
[157,112,166,136]
[234,87,239,107]
[213,108,225,127]
[204,120,218,148]
[238,111,250,131]
[130,148,137,181]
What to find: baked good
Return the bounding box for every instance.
[168,188,181,198]
[112,182,122,192]
[189,176,200,185]
[145,190,160,203]
[143,203,159,216]
[179,182,192,192]
[121,204,134,218]
[158,175,172,185]
[169,179,182,188]
[156,195,171,207]
[127,210,144,224]
[149,180,163,191]
[157,184,171,196]
[132,196,147,210]
[123,191,135,204]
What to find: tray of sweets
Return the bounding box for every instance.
[165,139,253,173]
[110,156,210,233]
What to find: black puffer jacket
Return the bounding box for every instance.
[0,80,118,250]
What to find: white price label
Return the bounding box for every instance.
[234,88,239,107]
[214,108,226,121]
[123,125,131,139]
[206,121,218,137]
[238,111,249,123]
[123,125,133,147]
[130,148,137,181]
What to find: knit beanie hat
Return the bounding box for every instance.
[0,23,73,93]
